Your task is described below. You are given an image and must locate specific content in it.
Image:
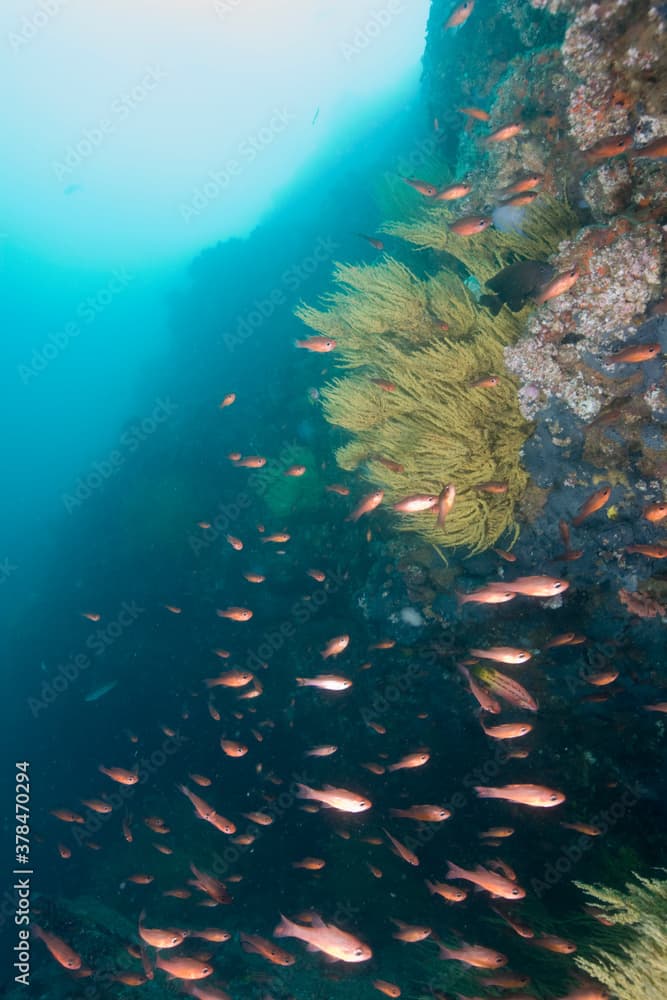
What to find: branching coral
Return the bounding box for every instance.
[574,872,667,999]
[320,326,531,553]
[297,194,578,553]
[382,197,577,284]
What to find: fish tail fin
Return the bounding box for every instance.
[424,879,435,895]
[273,913,296,938]
[473,785,495,798]
[295,677,306,686]
[446,860,466,880]
[294,783,312,800]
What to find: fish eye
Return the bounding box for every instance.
[511,887,520,895]
[354,947,364,956]
[495,955,504,963]
[550,793,559,801]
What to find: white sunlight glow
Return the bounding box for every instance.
[1,0,430,265]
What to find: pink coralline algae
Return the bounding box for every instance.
[504,219,664,421]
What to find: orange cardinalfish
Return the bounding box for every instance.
[606,342,661,363]
[444,0,474,28]
[436,483,456,528]
[626,544,667,558]
[643,501,667,523]
[284,464,306,476]
[387,751,430,772]
[50,808,85,823]
[469,645,532,665]
[545,632,585,648]
[370,378,396,392]
[389,804,451,821]
[295,336,336,352]
[475,480,509,493]
[475,783,566,807]
[216,607,253,621]
[501,173,543,195]
[190,929,231,943]
[438,940,507,968]
[306,568,326,582]
[449,215,492,236]
[446,860,525,899]
[98,764,138,785]
[534,265,579,304]
[295,782,371,813]
[392,493,438,513]
[320,634,350,658]
[326,483,350,496]
[273,912,372,962]
[493,547,516,562]
[373,979,401,997]
[632,135,667,158]
[480,971,531,988]
[533,934,577,954]
[485,122,523,143]
[457,586,516,605]
[154,956,213,981]
[32,924,82,970]
[470,374,500,388]
[390,918,431,942]
[225,534,243,550]
[502,191,539,207]
[138,911,187,949]
[304,744,338,756]
[262,532,290,543]
[572,485,611,526]
[189,863,233,904]
[402,176,438,197]
[372,455,404,473]
[458,106,489,121]
[177,785,236,834]
[219,393,235,408]
[488,575,569,597]
[233,455,266,468]
[383,828,420,866]
[560,820,602,836]
[243,811,273,826]
[480,720,533,739]
[292,857,326,870]
[220,738,247,757]
[490,905,535,939]
[240,933,296,966]
[347,489,384,522]
[81,611,101,621]
[204,670,254,688]
[243,572,265,583]
[434,182,472,200]
[584,133,633,161]
[357,233,385,250]
[425,879,468,902]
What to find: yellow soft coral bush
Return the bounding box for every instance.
[297,198,576,553]
[574,872,667,1000]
